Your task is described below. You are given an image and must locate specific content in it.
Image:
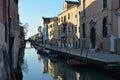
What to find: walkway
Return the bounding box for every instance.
[43,44,120,69]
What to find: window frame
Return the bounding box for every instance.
[103,0,107,9]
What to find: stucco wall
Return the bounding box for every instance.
[79,0,114,51]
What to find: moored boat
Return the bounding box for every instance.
[49,50,59,58]
[67,58,86,67]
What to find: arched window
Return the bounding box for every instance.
[82,23,86,38]
[102,17,107,38]
[103,0,107,8]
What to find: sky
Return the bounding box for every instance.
[19,0,78,39]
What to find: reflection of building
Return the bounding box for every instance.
[57,60,67,80]
[57,60,81,80]
[48,59,58,79]
[37,54,42,61]
[79,0,120,53]
[42,56,48,73]
[48,17,58,46]
[58,1,80,48]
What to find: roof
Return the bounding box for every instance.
[42,17,50,21]
[42,17,58,23]
[42,17,51,23]
[65,1,79,4]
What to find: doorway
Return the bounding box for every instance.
[90,27,96,48]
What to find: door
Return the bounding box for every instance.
[90,27,96,48]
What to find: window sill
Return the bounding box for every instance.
[103,37,108,39]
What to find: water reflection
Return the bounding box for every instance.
[21,60,29,73]
[22,48,118,80]
[38,52,118,80]
[48,58,58,79]
[15,47,25,80]
[42,56,48,73]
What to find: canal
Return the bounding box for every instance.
[21,44,118,80]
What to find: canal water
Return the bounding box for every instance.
[21,44,118,80]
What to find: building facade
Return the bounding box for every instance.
[114,0,120,54]
[0,0,23,79]
[9,0,20,70]
[58,1,80,48]
[79,0,120,53]
[0,0,8,79]
[48,17,58,46]
[42,17,50,44]
[37,26,43,43]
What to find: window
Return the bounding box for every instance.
[59,18,60,23]
[64,16,66,22]
[5,23,7,42]
[75,14,77,18]
[72,26,74,33]
[79,26,80,32]
[75,27,77,33]
[102,17,107,38]
[61,17,63,22]
[68,14,70,20]
[82,23,86,38]
[83,0,86,16]
[103,0,107,8]
[119,0,120,8]
[79,11,81,15]
[9,16,14,30]
[63,23,66,33]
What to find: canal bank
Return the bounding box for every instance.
[37,44,120,78]
[43,45,120,67]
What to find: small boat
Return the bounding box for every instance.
[49,50,59,58]
[37,49,50,57]
[67,59,86,66]
[33,44,45,51]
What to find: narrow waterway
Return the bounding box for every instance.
[21,44,118,80]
